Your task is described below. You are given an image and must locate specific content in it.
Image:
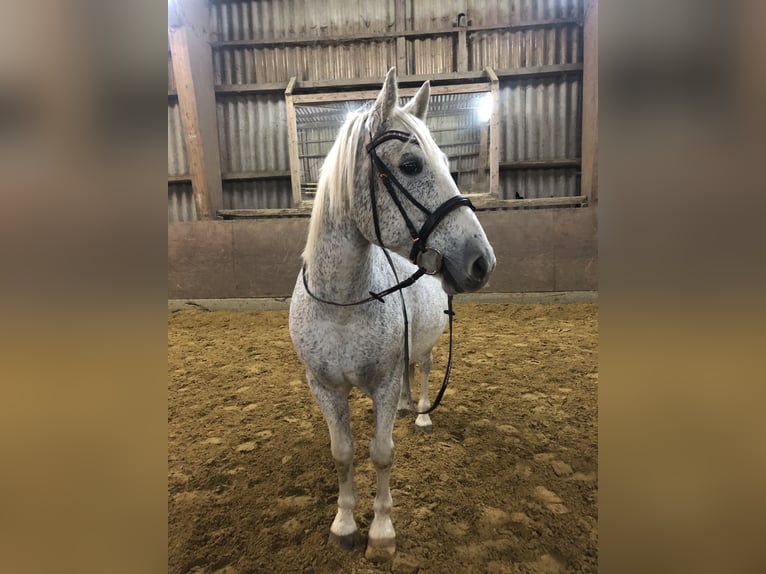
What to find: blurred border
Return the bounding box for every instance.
[1,1,765,573]
[600,0,766,572]
[0,1,168,573]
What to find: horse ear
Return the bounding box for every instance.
[402,81,430,121]
[368,67,398,134]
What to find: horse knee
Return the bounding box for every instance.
[370,438,394,469]
[331,442,353,465]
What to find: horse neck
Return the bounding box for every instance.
[305,197,375,302]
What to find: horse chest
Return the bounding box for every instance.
[293,304,405,384]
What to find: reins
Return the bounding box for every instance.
[301,126,475,416]
[301,264,426,307]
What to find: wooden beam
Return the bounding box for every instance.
[215,82,289,95]
[211,18,582,49]
[484,67,499,83]
[217,208,312,219]
[477,124,489,187]
[222,170,291,182]
[215,195,588,220]
[500,159,581,170]
[292,71,487,93]
[472,195,588,209]
[456,14,468,73]
[395,0,407,73]
[284,77,304,208]
[466,19,582,34]
[217,66,582,98]
[290,82,492,104]
[495,63,582,79]
[580,0,598,203]
[214,29,447,50]
[168,0,223,219]
[168,171,291,186]
[486,67,500,199]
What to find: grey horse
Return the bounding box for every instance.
[289,67,495,562]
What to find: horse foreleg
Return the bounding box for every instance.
[365,382,399,562]
[308,376,359,550]
[414,351,433,432]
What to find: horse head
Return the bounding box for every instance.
[352,67,496,294]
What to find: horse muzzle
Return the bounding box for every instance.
[441,242,496,294]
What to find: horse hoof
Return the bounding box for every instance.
[365,538,396,562]
[329,530,359,551]
[397,408,410,418]
[415,423,433,434]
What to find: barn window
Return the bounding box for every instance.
[285,75,499,207]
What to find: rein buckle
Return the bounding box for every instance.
[415,247,443,275]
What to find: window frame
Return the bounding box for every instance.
[285,74,500,210]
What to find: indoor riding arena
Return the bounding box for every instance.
[168,1,598,573]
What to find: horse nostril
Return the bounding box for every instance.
[471,255,489,282]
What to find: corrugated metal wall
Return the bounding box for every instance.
[213,42,396,84]
[498,76,581,199]
[211,0,395,83]
[168,95,193,223]
[470,26,581,69]
[168,182,196,222]
[216,93,292,210]
[216,94,288,173]
[167,100,188,176]
[223,180,292,209]
[211,0,394,41]
[169,0,584,220]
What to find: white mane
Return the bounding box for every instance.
[301,104,446,265]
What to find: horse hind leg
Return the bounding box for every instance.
[414,351,434,433]
[308,375,359,550]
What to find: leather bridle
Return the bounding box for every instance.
[366,129,475,274]
[301,127,476,415]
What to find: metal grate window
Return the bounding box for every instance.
[293,91,494,203]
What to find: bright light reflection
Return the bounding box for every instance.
[476,92,494,123]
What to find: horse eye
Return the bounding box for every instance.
[399,158,423,176]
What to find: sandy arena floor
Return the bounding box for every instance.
[168,303,598,573]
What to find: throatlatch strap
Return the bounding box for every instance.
[301,264,426,307]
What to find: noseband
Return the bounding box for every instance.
[302,127,475,416]
[366,130,475,274]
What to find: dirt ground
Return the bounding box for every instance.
[168,303,598,574]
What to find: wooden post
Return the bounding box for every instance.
[168,0,223,219]
[485,67,500,198]
[395,0,407,73]
[580,0,598,204]
[284,77,303,207]
[477,124,489,188]
[456,14,468,72]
